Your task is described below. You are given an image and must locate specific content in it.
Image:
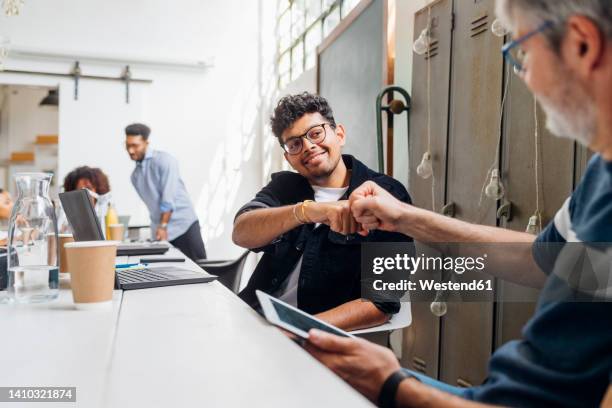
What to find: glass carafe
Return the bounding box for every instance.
[7,173,59,303]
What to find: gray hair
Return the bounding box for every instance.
[496,0,612,50]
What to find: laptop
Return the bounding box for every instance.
[59,189,169,256]
[59,189,217,290]
[113,264,216,290]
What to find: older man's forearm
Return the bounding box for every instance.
[396,205,545,288]
[397,378,499,408]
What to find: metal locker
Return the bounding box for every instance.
[405,0,454,380]
[574,145,595,187]
[439,0,504,387]
[495,67,575,347]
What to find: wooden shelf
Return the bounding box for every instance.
[10,152,35,162]
[35,135,59,145]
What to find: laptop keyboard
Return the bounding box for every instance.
[117,268,171,283]
[115,267,217,290]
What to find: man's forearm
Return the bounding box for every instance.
[398,204,533,244]
[315,299,390,331]
[397,378,498,408]
[396,204,545,288]
[232,205,302,249]
[159,211,172,225]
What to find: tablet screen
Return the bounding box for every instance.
[270,298,351,338]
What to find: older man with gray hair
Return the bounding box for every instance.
[302,0,612,407]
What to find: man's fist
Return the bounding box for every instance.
[304,200,359,235]
[349,181,407,235]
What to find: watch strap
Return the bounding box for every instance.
[378,370,418,408]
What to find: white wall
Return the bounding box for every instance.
[0,87,9,167]
[0,0,277,259]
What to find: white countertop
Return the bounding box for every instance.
[0,248,373,408]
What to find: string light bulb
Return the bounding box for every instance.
[491,18,509,37]
[430,301,447,317]
[485,169,505,200]
[525,214,541,235]
[413,27,432,56]
[416,152,434,179]
[3,0,24,16]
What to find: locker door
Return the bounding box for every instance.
[405,0,454,380]
[574,145,595,187]
[496,69,575,347]
[440,0,503,387]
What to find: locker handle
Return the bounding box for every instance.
[457,378,473,388]
[497,201,513,222]
[413,357,426,367]
[442,202,456,218]
[412,357,427,373]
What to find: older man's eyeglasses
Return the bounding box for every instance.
[502,20,554,75]
[281,123,331,155]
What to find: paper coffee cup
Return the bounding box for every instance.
[59,234,75,273]
[65,241,119,309]
[108,224,125,242]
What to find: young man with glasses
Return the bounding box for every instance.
[303,0,612,407]
[233,92,413,331]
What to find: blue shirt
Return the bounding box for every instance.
[130,149,198,241]
[469,154,612,407]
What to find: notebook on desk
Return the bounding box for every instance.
[59,189,169,256]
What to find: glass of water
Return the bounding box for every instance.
[6,173,59,303]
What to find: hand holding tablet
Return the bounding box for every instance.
[256,290,355,339]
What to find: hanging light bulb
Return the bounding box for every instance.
[3,0,24,16]
[416,151,434,179]
[485,169,505,200]
[491,18,509,37]
[430,301,447,317]
[413,27,432,56]
[525,214,540,235]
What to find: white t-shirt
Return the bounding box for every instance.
[277,185,349,307]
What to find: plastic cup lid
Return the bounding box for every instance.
[65,241,120,248]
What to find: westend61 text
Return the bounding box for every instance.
[373,279,494,292]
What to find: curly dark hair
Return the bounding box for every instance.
[270,92,336,141]
[63,166,111,195]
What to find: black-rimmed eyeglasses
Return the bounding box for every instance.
[280,123,331,155]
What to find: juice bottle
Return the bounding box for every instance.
[105,203,119,239]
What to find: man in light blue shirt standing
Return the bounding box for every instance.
[125,123,206,261]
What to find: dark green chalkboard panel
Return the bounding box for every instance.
[318,0,387,171]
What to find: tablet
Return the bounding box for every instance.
[256,290,355,339]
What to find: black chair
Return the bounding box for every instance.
[196,251,250,294]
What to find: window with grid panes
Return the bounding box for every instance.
[275,0,361,88]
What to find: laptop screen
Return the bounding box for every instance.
[59,189,105,241]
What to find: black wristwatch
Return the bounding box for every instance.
[378,370,419,408]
